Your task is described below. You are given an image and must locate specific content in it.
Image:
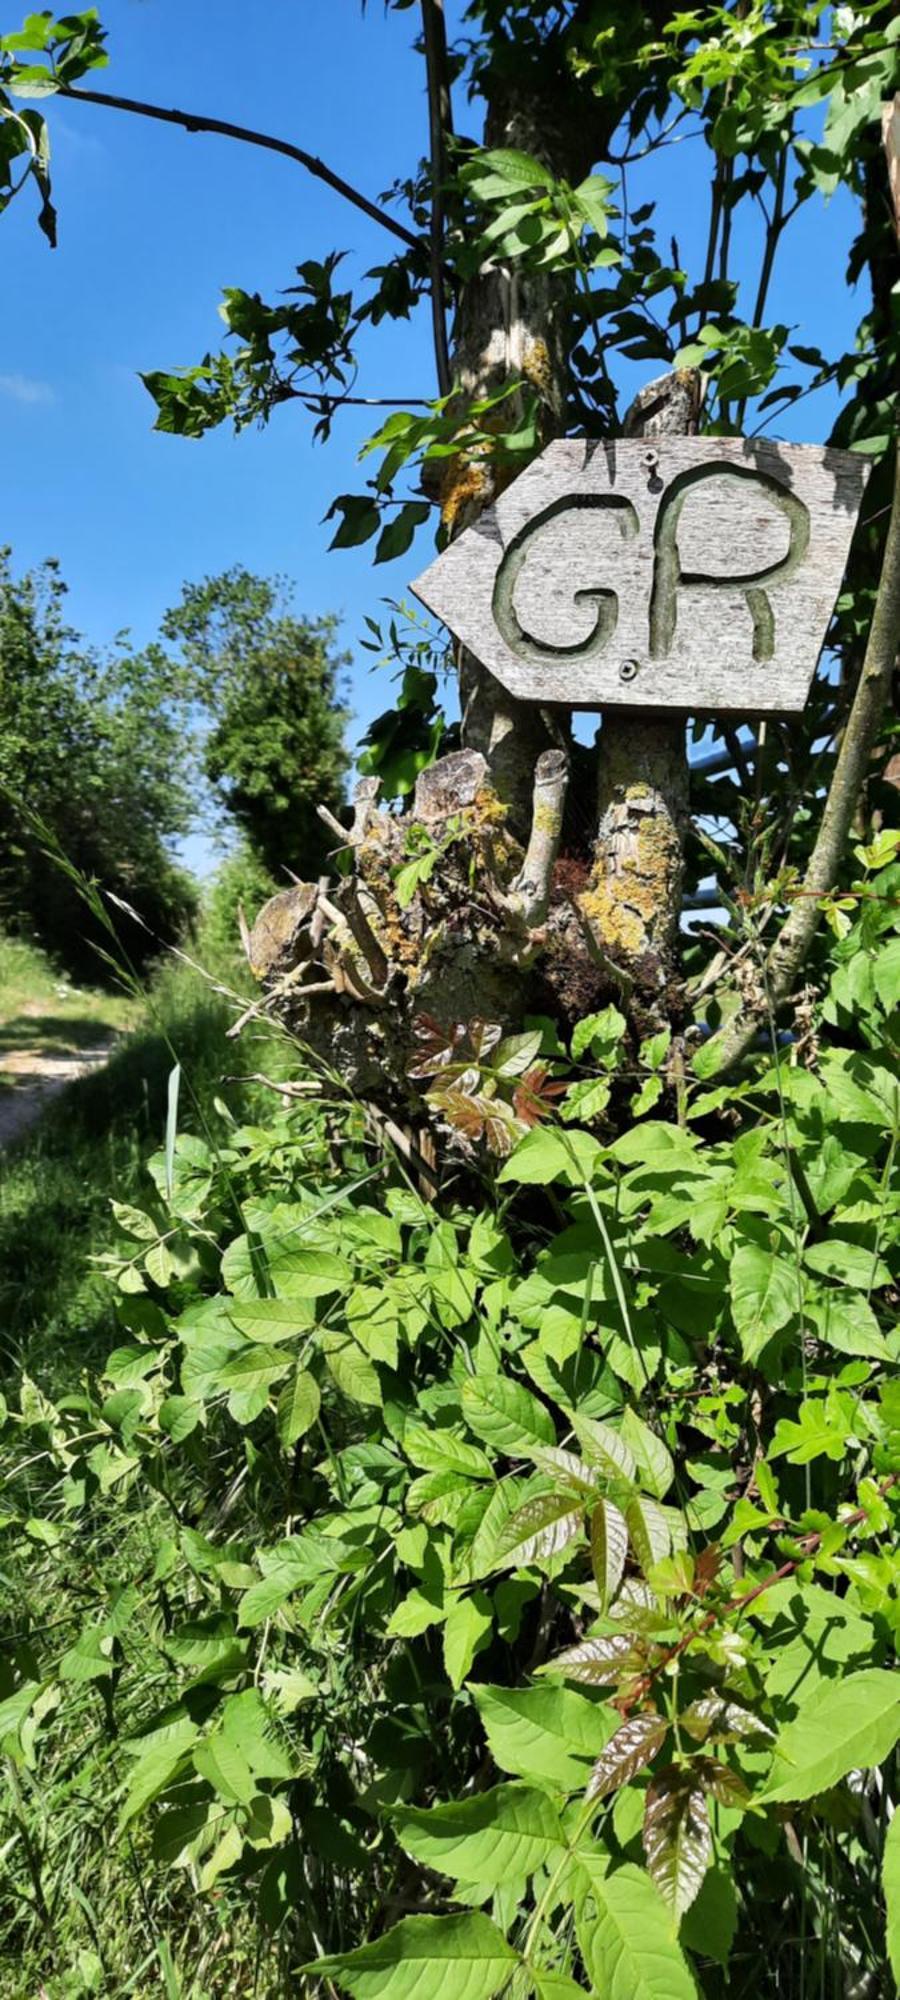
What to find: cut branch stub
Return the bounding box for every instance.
[244,745,609,1125]
[412,436,870,714]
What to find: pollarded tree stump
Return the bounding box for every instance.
[245,749,619,1124]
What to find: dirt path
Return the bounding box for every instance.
[0,1036,117,1148]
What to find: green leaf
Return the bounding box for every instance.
[324,1336,382,1406]
[491,1488,585,1569]
[573,172,613,237]
[276,1367,320,1448]
[761,1670,900,1803]
[374,501,431,564]
[573,1416,638,1485]
[0,1682,41,1749]
[476,147,554,189]
[58,1626,117,1683]
[403,1425,493,1480]
[619,1409,674,1498]
[239,1533,366,1627]
[498,1128,604,1187]
[443,1592,493,1690]
[883,1806,900,1986]
[576,1861,698,1999]
[193,1731,256,1807]
[229,1253,350,1308]
[571,1006,627,1063]
[729,1244,798,1363]
[803,1239,891,1290]
[590,1499,628,1608]
[393,1784,565,1888]
[680,1866,738,1967]
[472,1683,616,1790]
[327,494,381,549]
[158,1396,202,1442]
[386,1585,446,1639]
[306,1910,518,1999]
[118,1719,199,1832]
[462,1374,555,1454]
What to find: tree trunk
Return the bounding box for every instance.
[243,54,699,1136]
[427,73,597,839]
[577,371,699,1000]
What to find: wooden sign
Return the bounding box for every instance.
[411,439,870,713]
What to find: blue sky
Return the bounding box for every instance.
[1,2,866,872]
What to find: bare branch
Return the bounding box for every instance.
[345,889,391,988]
[508,747,570,925]
[57,83,423,254]
[350,776,382,842]
[316,803,351,847]
[701,442,900,1075]
[421,0,454,397]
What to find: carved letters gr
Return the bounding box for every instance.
[493,464,812,669]
[492,494,640,667]
[410,438,870,714]
[649,464,810,664]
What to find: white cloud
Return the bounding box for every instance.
[0,373,54,406]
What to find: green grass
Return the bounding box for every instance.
[0,933,138,1112]
[0,939,284,1385]
[1,939,296,1996]
[0,932,137,1041]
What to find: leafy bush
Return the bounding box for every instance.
[199,844,280,975]
[161,570,351,882]
[0,552,198,978]
[2,841,899,1997]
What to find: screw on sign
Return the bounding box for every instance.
[411,438,870,715]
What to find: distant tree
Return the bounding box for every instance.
[161,568,351,881]
[0,550,197,975]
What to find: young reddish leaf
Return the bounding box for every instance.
[409,1013,469,1079]
[587,1711,669,1800]
[543,1633,644,1686]
[643,1767,712,1917]
[513,1064,568,1127]
[693,1544,722,1596]
[702,1761,750,1807]
[680,1697,773,1745]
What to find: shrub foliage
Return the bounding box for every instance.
[2,842,899,1996]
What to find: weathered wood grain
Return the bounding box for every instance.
[411,438,870,713]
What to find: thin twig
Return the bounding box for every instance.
[421,0,454,398]
[57,82,422,252]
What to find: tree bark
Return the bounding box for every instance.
[577,370,699,995]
